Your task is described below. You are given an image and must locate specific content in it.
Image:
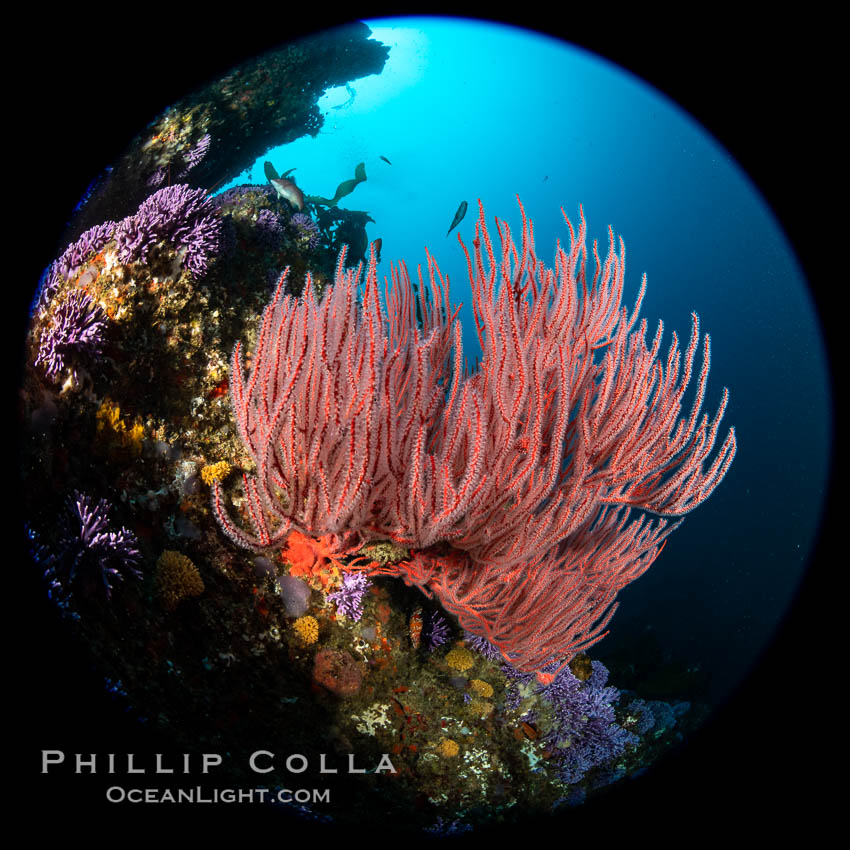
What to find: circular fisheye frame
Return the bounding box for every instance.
[22,15,831,837]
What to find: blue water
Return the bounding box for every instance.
[217,17,832,703]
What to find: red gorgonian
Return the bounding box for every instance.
[212,198,736,682]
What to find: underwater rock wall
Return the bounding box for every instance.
[67,22,388,241]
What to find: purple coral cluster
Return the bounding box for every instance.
[426,611,451,650]
[255,208,286,247]
[534,661,638,785]
[54,221,117,280]
[35,289,108,381]
[35,221,116,313]
[463,630,503,662]
[146,167,167,189]
[178,133,211,176]
[114,183,222,279]
[33,185,223,383]
[327,571,371,621]
[289,212,320,250]
[43,491,142,604]
[626,698,690,736]
[466,631,638,785]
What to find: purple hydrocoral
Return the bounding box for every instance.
[289,212,320,250]
[114,183,222,279]
[626,698,689,736]
[44,492,142,603]
[36,221,116,313]
[426,610,451,650]
[463,630,503,662]
[35,289,108,382]
[327,571,371,621]
[178,133,211,177]
[55,221,117,280]
[535,660,638,785]
[255,208,286,247]
[626,700,656,735]
[146,167,167,188]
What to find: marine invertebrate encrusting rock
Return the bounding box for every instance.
[43,491,141,604]
[312,648,364,697]
[326,571,371,621]
[200,460,231,486]
[446,647,475,672]
[35,290,108,383]
[114,184,222,279]
[155,550,205,611]
[469,679,494,698]
[437,738,460,758]
[293,615,319,644]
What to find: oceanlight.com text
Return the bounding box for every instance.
[105,786,330,804]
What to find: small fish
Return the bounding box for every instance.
[373,237,382,263]
[379,155,392,165]
[409,606,423,650]
[542,175,548,182]
[446,200,468,237]
[270,177,304,211]
[265,162,296,185]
